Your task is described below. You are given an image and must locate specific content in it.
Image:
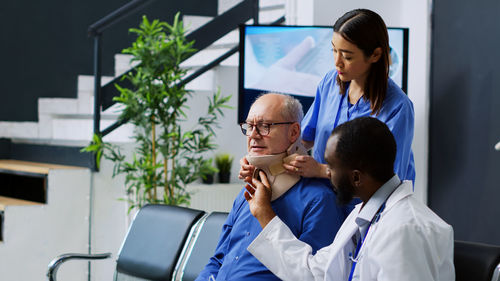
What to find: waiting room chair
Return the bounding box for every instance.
[175,212,229,281]
[455,240,500,281]
[47,204,205,281]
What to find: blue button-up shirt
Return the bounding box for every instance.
[302,70,415,183]
[196,177,345,281]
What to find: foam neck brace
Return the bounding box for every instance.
[246,140,307,201]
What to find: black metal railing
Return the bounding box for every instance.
[88,0,267,140]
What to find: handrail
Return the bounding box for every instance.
[47,252,111,281]
[88,0,155,36]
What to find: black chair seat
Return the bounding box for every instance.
[47,204,205,281]
[179,212,228,281]
[455,240,500,281]
[116,204,205,280]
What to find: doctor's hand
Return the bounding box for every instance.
[283,155,329,179]
[238,156,255,183]
[244,171,276,229]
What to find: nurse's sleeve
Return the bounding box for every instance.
[247,216,331,281]
[384,99,415,182]
[301,76,326,142]
[373,223,454,281]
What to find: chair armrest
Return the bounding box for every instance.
[47,252,111,281]
[493,262,500,281]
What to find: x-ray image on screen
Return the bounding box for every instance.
[244,26,333,97]
[238,25,408,123]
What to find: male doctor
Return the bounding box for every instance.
[245,117,455,281]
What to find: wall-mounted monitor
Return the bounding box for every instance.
[238,25,409,123]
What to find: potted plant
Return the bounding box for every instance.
[215,153,234,183]
[200,159,218,184]
[83,13,231,211]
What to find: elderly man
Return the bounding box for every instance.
[246,117,455,281]
[196,93,346,281]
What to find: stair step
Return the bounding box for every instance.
[211,30,239,49]
[183,15,213,33]
[0,121,38,139]
[185,69,216,91]
[218,0,285,19]
[181,48,236,68]
[77,75,114,92]
[218,0,285,14]
[258,6,286,23]
[38,98,78,115]
[51,118,135,142]
[260,0,285,10]
[114,54,140,77]
[220,53,239,66]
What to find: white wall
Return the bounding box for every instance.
[181,65,247,183]
[287,0,431,203]
[90,156,129,280]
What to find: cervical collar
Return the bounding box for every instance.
[246,140,307,201]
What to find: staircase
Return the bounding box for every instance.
[0,1,285,280]
[0,0,285,146]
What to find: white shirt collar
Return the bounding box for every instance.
[354,174,401,236]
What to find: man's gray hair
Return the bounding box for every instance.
[255,93,304,122]
[281,94,304,123]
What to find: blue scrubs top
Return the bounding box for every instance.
[196,177,344,281]
[302,70,416,183]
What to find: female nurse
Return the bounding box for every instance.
[240,9,415,185]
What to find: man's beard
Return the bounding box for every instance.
[332,174,356,206]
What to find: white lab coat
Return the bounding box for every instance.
[247,181,455,281]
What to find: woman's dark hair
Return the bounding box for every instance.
[330,117,396,183]
[333,9,390,115]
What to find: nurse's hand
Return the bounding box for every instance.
[244,171,276,229]
[283,155,329,179]
[238,156,255,183]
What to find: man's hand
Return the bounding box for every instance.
[244,170,276,229]
[238,156,255,183]
[283,155,329,179]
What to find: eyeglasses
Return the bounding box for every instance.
[239,122,295,136]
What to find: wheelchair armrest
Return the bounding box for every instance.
[47,252,111,281]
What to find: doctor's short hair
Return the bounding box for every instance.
[330,117,396,182]
[255,93,304,123]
